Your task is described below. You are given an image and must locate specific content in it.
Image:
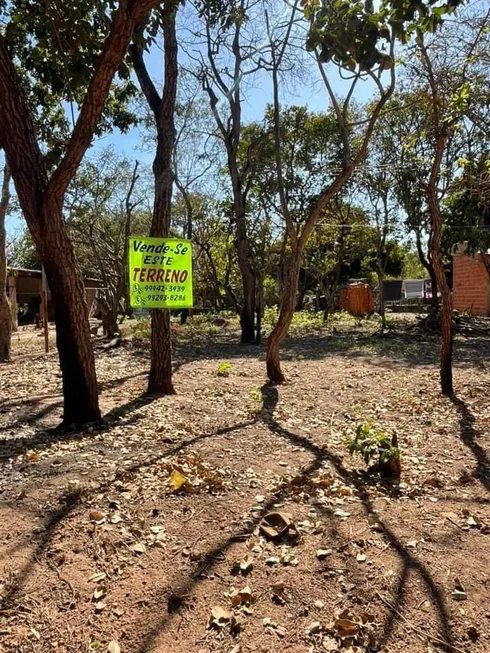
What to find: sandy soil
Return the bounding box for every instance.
[0,322,489,653]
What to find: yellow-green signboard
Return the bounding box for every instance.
[128,237,193,309]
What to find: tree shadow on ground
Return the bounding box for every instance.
[0,340,477,652]
[0,390,158,461]
[168,327,490,374]
[130,385,458,653]
[0,491,81,614]
[260,385,456,652]
[0,381,462,653]
[451,395,490,492]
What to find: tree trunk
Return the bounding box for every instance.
[378,271,386,329]
[234,190,256,343]
[0,162,11,362]
[131,3,178,394]
[41,209,100,423]
[0,0,166,425]
[266,247,302,382]
[415,228,439,309]
[427,134,452,396]
[295,278,307,312]
[255,275,263,345]
[427,262,439,309]
[149,308,173,393]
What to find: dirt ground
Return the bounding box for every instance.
[1,320,490,653]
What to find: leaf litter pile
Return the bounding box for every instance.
[1,326,490,652]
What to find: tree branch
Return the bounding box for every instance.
[130,26,162,118]
[48,0,164,201]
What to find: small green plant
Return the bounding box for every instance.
[249,387,263,415]
[296,353,305,361]
[345,420,400,476]
[217,361,232,377]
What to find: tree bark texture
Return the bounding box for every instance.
[231,169,256,343]
[377,271,386,330]
[132,2,179,394]
[266,248,303,383]
[0,0,163,423]
[415,229,439,309]
[201,16,257,344]
[428,138,453,396]
[42,208,101,422]
[0,162,12,362]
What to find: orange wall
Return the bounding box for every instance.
[453,255,490,316]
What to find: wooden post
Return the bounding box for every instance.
[7,274,17,332]
[41,267,49,353]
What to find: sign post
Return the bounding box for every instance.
[128,237,193,309]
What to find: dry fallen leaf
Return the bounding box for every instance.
[307,621,322,635]
[239,554,253,573]
[271,582,287,604]
[131,542,146,555]
[263,617,286,637]
[334,613,359,638]
[208,605,236,630]
[89,510,106,524]
[88,572,107,583]
[93,586,106,601]
[107,642,121,653]
[259,512,296,540]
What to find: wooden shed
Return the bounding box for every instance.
[6,268,103,327]
[339,282,374,317]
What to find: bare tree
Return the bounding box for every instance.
[66,154,143,337]
[407,4,490,395]
[265,5,396,382]
[186,0,273,343]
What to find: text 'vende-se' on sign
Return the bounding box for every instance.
[128,237,193,309]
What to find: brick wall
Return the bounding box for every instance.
[453,254,490,316]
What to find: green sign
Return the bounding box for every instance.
[128,237,193,309]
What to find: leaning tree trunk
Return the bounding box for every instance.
[0,162,11,362]
[266,247,303,383]
[0,0,169,426]
[431,243,452,394]
[41,206,100,423]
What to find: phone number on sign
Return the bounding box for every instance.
[143,284,186,292]
[146,294,187,302]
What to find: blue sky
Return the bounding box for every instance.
[5,27,377,238]
[99,47,376,162]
